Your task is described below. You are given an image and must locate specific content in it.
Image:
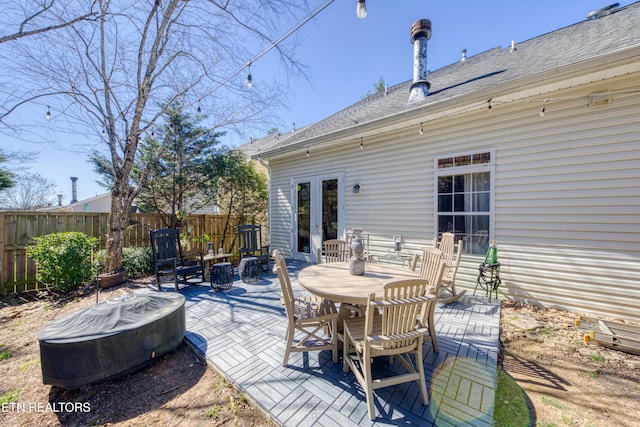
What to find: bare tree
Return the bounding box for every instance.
[0,172,56,209]
[0,1,99,121]
[1,0,313,273]
[0,1,98,44]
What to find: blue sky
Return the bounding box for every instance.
[6,0,632,202]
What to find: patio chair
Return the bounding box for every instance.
[150,228,205,291]
[274,253,339,366]
[418,247,446,352]
[409,253,419,271]
[436,233,466,303]
[317,239,348,264]
[237,224,270,271]
[342,279,434,420]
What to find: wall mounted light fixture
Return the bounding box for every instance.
[353,184,360,193]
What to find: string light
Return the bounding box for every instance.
[395,89,640,136]
[356,0,367,18]
[197,1,334,104]
[360,137,364,149]
[197,100,202,113]
[45,106,51,120]
[306,146,310,157]
[419,122,424,135]
[245,63,253,89]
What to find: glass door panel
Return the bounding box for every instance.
[292,174,343,262]
[296,182,311,254]
[321,179,338,241]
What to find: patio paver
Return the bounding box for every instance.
[171,259,500,426]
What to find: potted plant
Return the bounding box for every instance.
[97,268,127,289]
[93,252,127,289]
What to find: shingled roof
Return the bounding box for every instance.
[256,2,640,158]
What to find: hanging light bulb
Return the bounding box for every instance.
[356,0,367,19]
[45,106,51,120]
[197,100,201,113]
[245,64,253,89]
[419,122,424,135]
[360,137,364,149]
[306,146,310,157]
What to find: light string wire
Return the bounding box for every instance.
[200,0,336,100]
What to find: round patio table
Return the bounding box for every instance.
[298,262,421,306]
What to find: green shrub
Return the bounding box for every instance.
[122,246,154,278]
[94,246,154,279]
[26,232,98,292]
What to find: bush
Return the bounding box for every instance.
[93,246,154,279]
[26,232,98,292]
[122,246,154,278]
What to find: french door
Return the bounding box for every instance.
[292,173,344,262]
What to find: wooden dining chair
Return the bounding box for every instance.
[408,253,420,271]
[274,253,338,366]
[435,233,466,303]
[317,239,348,264]
[342,279,434,420]
[418,247,445,352]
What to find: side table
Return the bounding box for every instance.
[239,257,260,284]
[209,262,234,291]
[203,253,233,279]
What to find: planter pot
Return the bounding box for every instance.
[97,270,127,289]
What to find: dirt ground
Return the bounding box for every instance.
[0,279,274,427]
[1,280,639,427]
[500,300,640,427]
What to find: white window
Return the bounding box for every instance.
[435,150,494,255]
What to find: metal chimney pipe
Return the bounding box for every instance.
[70,177,78,204]
[408,19,431,104]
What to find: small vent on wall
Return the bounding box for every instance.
[588,93,612,107]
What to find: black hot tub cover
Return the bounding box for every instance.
[38,290,185,389]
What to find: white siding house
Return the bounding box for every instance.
[255,4,640,323]
[40,192,113,213]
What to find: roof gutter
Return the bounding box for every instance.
[256,43,640,160]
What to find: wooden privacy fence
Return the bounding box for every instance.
[0,211,255,294]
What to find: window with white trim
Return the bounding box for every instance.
[435,150,494,256]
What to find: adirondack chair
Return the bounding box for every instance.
[237,224,271,271]
[150,228,205,291]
